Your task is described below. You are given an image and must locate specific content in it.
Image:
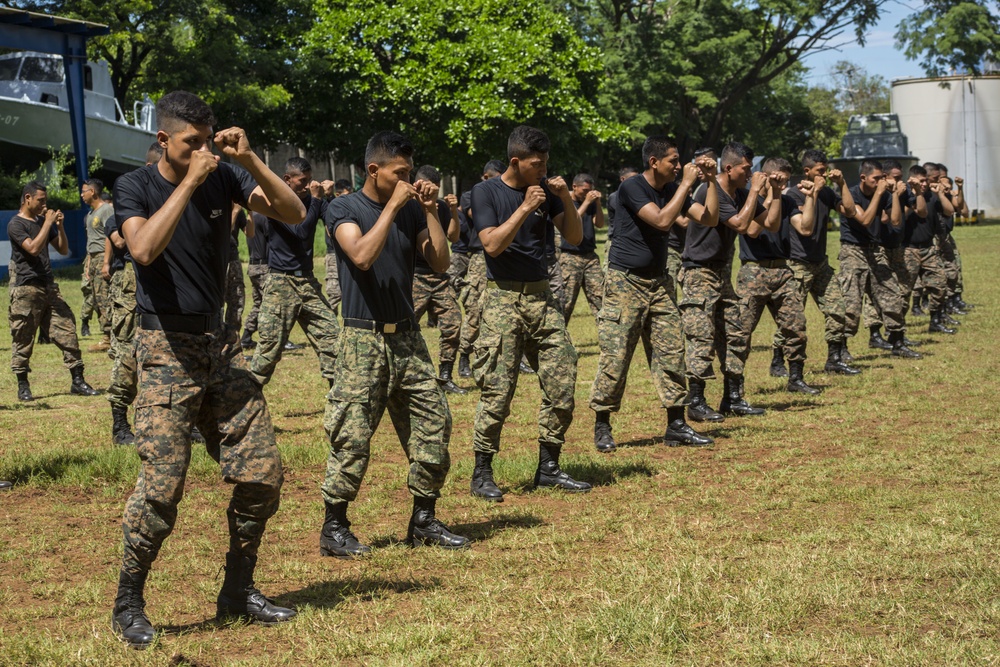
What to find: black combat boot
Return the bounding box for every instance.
[594,412,615,453]
[928,311,956,334]
[719,375,765,417]
[458,353,472,378]
[769,347,787,378]
[240,329,256,349]
[440,363,468,395]
[70,367,99,396]
[948,295,968,316]
[111,405,136,445]
[0,480,11,490]
[112,569,156,649]
[283,340,304,351]
[941,309,961,326]
[15,372,32,402]
[841,340,854,363]
[319,501,372,558]
[663,406,713,447]
[824,342,860,375]
[534,444,591,492]
[888,330,921,359]
[190,426,206,443]
[910,295,925,317]
[470,452,504,501]
[787,360,821,395]
[954,293,972,310]
[686,378,724,423]
[868,326,892,350]
[216,552,297,625]
[519,355,535,374]
[81,319,91,338]
[407,497,470,549]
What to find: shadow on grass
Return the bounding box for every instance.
[274,425,310,435]
[274,575,442,611]
[280,407,325,418]
[2,451,99,484]
[758,399,822,412]
[450,512,545,540]
[511,460,656,491]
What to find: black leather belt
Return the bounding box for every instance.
[608,263,665,279]
[138,312,221,334]
[487,279,549,295]
[744,258,787,268]
[249,260,267,266]
[343,318,415,334]
[270,268,311,277]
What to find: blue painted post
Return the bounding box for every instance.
[62,33,89,188]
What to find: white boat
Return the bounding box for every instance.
[0,51,155,175]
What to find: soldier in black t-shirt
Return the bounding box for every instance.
[560,173,605,322]
[468,125,590,501]
[6,181,99,402]
[679,142,769,422]
[110,91,304,648]
[606,165,639,243]
[769,150,860,376]
[240,212,270,348]
[590,136,719,452]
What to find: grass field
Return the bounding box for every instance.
[0,225,998,666]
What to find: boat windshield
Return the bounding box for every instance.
[0,58,20,81]
[20,56,62,83]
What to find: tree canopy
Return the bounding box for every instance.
[895,1,1000,77]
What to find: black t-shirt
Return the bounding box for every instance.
[104,213,128,275]
[267,195,322,273]
[325,191,428,322]
[903,191,942,248]
[321,198,337,253]
[685,184,763,266]
[939,192,955,234]
[608,174,689,271]
[452,190,471,254]
[415,200,451,275]
[461,189,484,253]
[842,185,890,247]
[667,222,686,251]
[606,190,619,240]
[739,195,796,261]
[229,209,247,261]
[787,185,838,263]
[7,214,57,286]
[471,177,565,282]
[114,162,257,316]
[561,200,598,254]
[247,213,270,264]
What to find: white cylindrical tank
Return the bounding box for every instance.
[891,75,1000,217]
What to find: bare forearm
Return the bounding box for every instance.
[725,187,761,233]
[481,209,532,256]
[53,226,69,255]
[557,193,583,246]
[127,181,199,264]
[593,206,605,229]
[240,153,306,225]
[799,196,816,235]
[345,207,400,270]
[21,221,55,255]
[424,209,450,273]
[915,194,927,218]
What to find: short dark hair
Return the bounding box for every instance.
[334,179,352,192]
[483,159,506,176]
[415,164,441,185]
[860,160,883,176]
[100,191,113,202]
[721,142,754,169]
[641,136,677,168]
[285,156,312,174]
[908,164,927,177]
[84,178,104,196]
[573,173,595,187]
[146,142,163,165]
[761,157,792,174]
[922,162,940,172]
[22,180,46,200]
[801,149,828,169]
[693,147,716,159]
[619,166,639,179]
[882,159,903,171]
[156,91,216,132]
[507,126,550,160]
[937,163,948,173]
[365,131,414,167]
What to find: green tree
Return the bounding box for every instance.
[895,1,1000,77]
[828,60,890,115]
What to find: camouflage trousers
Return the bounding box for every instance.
[121,324,283,574]
[560,251,603,322]
[8,282,83,373]
[737,261,807,363]
[243,263,269,334]
[547,253,566,314]
[413,272,462,365]
[322,326,451,502]
[81,251,111,334]
[666,247,682,301]
[250,273,339,386]
[473,284,577,454]
[224,258,245,331]
[773,259,847,349]
[107,264,138,409]
[447,251,470,295]
[937,233,963,296]
[678,264,747,380]
[863,247,909,330]
[590,268,685,413]
[459,252,487,356]
[324,252,342,313]
[900,246,946,312]
[838,244,905,336]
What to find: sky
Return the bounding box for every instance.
[800,0,927,86]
